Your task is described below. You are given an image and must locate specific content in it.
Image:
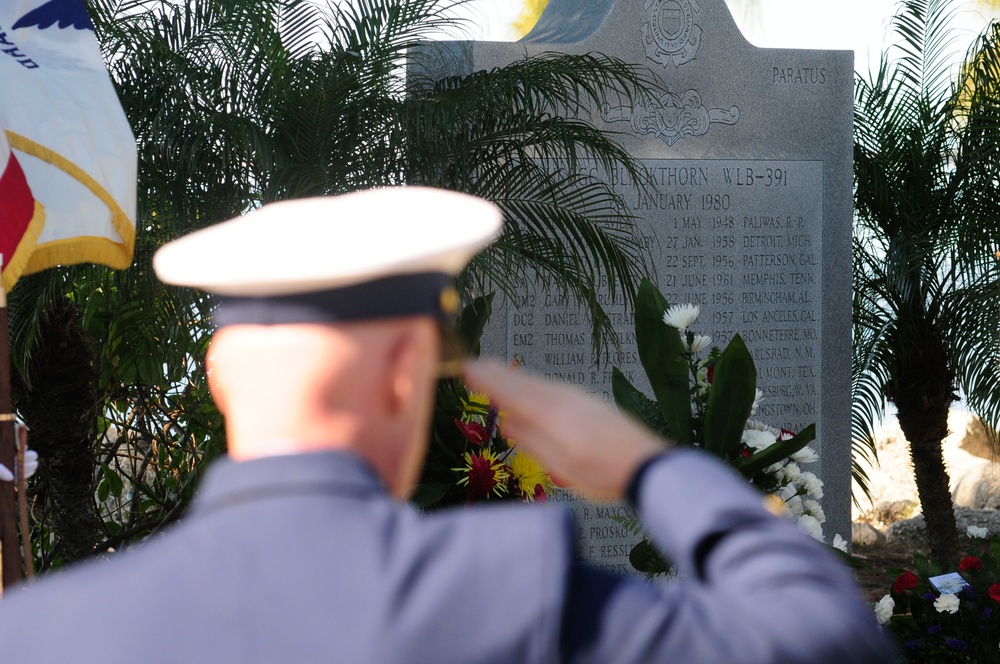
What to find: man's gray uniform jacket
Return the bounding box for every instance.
[0,450,895,662]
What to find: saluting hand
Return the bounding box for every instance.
[464,360,669,501]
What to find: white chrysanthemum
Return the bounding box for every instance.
[765,462,784,475]
[750,389,764,415]
[791,446,819,464]
[662,304,699,331]
[778,462,803,484]
[874,595,894,625]
[797,514,824,540]
[935,593,960,614]
[800,471,824,499]
[744,420,780,437]
[682,334,712,354]
[803,498,825,522]
[832,533,848,553]
[778,484,798,502]
[743,429,776,451]
[968,525,989,539]
[785,495,804,517]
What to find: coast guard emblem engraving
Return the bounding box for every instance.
[643,0,701,68]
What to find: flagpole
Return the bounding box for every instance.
[0,257,23,588]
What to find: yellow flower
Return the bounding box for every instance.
[460,390,491,421]
[508,450,555,501]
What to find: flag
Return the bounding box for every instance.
[0,126,42,281]
[0,0,136,291]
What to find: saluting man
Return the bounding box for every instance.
[0,187,896,662]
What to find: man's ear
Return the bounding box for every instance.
[385,331,422,416]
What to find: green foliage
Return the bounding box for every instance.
[611,367,670,439]
[734,424,816,478]
[456,293,494,359]
[90,0,656,353]
[613,278,784,469]
[7,0,657,565]
[611,279,821,575]
[853,0,1000,562]
[633,279,691,443]
[881,534,1000,661]
[702,335,755,459]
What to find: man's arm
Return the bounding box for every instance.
[465,361,896,663]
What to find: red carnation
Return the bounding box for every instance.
[893,571,918,594]
[454,419,489,445]
[990,584,1000,603]
[960,556,984,573]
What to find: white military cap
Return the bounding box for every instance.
[153,187,503,327]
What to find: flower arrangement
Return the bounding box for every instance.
[414,371,556,510]
[414,294,555,510]
[612,279,826,573]
[877,526,1000,662]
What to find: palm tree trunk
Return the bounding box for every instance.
[889,325,958,566]
[13,298,100,565]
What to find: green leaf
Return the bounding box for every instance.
[735,424,817,478]
[611,367,669,439]
[102,463,124,498]
[634,279,691,443]
[456,292,494,358]
[704,334,756,459]
[97,479,110,503]
[628,539,672,576]
[409,482,452,509]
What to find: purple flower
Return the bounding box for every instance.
[922,592,937,601]
[946,638,967,651]
[903,639,923,651]
[984,607,994,620]
[927,625,942,634]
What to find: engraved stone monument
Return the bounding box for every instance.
[428,0,853,573]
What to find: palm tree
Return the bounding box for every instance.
[9,0,656,565]
[853,0,1000,565]
[96,0,653,346]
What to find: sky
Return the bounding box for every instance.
[471,0,998,78]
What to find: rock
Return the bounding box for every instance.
[958,416,997,461]
[956,508,1000,538]
[852,521,886,546]
[870,499,919,526]
[886,515,926,544]
[952,463,1000,509]
[885,508,1000,546]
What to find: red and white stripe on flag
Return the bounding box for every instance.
[0,0,136,291]
[0,128,42,288]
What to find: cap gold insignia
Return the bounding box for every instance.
[439,287,460,315]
